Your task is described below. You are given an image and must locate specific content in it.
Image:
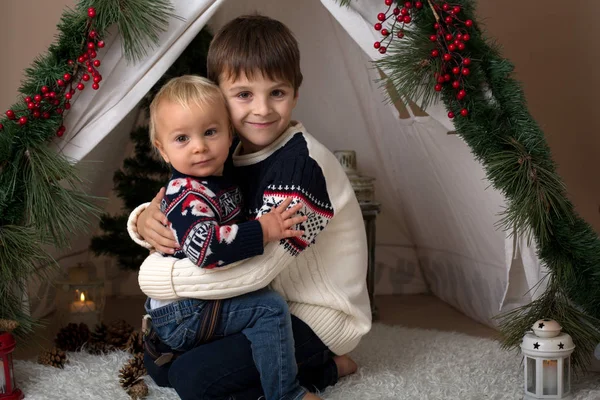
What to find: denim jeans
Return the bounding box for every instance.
[145,288,307,400]
[144,311,338,400]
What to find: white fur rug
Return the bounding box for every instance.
[14,323,600,399]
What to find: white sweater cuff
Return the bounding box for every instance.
[127,203,153,250]
[138,253,179,300]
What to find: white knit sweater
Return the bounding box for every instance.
[129,123,372,355]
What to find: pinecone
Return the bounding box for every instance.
[38,347,67,368]
[91,322,108,344]
[127,380,149,399]
[119,353,146,389]
[0,319,19,333]
[86,340,115,355]
[108,319,134,350]
[55,322,91,352]
[126,330,144,355]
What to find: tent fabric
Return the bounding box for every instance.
[54,0,540,328]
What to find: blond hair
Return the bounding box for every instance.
[149,75,229,145]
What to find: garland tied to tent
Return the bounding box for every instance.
[0,0,175,338]
[339,0,600,372]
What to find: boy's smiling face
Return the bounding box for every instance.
[219,70,298,154]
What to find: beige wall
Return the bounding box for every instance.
[1,0,599,234]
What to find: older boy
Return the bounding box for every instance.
[129,15,371,399]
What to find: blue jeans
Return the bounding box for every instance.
[144,312,338,400]
[145,288,306,400]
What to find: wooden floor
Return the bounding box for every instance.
[14,294,499,361]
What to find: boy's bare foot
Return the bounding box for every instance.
[334,354,358,378]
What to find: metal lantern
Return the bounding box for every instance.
[0,331,23,400]
[55,262,105,327]
[521,319,575,399]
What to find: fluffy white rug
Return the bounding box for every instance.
[13,323,600,399]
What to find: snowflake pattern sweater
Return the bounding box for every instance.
[161,170,264,269]
[129,122,372,355]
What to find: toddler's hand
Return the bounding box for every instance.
[258,197,307,244]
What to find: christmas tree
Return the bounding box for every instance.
[89,30,213,270]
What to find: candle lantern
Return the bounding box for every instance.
[0,327,24,400]
[334,150,380,318]
[55,262,105,327]
[521,319,574,399]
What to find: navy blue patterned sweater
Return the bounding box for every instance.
[161,169,264,268]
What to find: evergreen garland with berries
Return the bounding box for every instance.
[0,0,175,338]
[340,0,600,372]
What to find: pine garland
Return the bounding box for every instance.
[342,0,600,372]
[0,0,175,337]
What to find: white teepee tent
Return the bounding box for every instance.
[48,0,545,329]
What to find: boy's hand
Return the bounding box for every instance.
[258,197,307,245]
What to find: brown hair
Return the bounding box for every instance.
[207,15,303,93]
[149,75,230,145]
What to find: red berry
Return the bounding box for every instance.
[93,60,101,67]
[397,30,404,38]
[78,56,85,63]
[88,66,94,73]
[88,42,95,50]
[27,102,35,110]
[415,1,423,9]
[458,89,466,98]
[6,110,15,119]
[42,112,50,119]
[452,80,460,89]
[49,91,56,98]
[430,35,437,42]
[448,111,455,119]
[435,84,442,92]
[444,74,451,81]
[462,68,470,76]
[442,3,450,11]
[403,15,411,23]
[460,108,468,117]
[68,59,74,66]
[374,23,382,31]
[463,34,470,41]
[82,74,90,82]
[56,108,64,115]
[63,73,72,82]
[89,30,97,38]
[97,40,105,48]
[452,67,460,75]
[77,83,85,91]
[93,76,101,83]
[377,13,386,21]
[381,28,390,36]
[379,46,387,54]
[33,110,40,118]
[393,7,400,15]
[465,19,473,27]
[443,53,452,61]
[34,94,42,103]
[456,34,463,40]
[434,23,440,29]
[463,58,471,65]
[405,1,412,7]
[57,79,65,87]
[448,44,456,51]
[437,76,445,83]
[374,42,381,49]
[92,83,100,90]
[25,96,32,103]
[65,102,71,110]
[89,50,97,58]
[18,116,27,125]
[385,0,393,5]
[445,16,453,24]
[0,123,3,130]
[53,99,60,106]
[458,43,466,51]
[445,34,453,41]
[431,49,439,57]
[65,92,73,100]
[453,6,461,14]
[401,8,409,16]
[41,86,49,94]
[88,7,96,18]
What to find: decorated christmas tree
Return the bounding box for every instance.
[89,30,213,270]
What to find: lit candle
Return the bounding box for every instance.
[70,292,96,313]
[543,359,558,394]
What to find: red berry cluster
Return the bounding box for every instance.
[373,1,424,54]
[1,8,105,137]
[373,1,474,118]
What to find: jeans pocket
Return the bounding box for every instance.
[161,319,198,352]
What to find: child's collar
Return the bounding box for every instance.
[232,121,304,166]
